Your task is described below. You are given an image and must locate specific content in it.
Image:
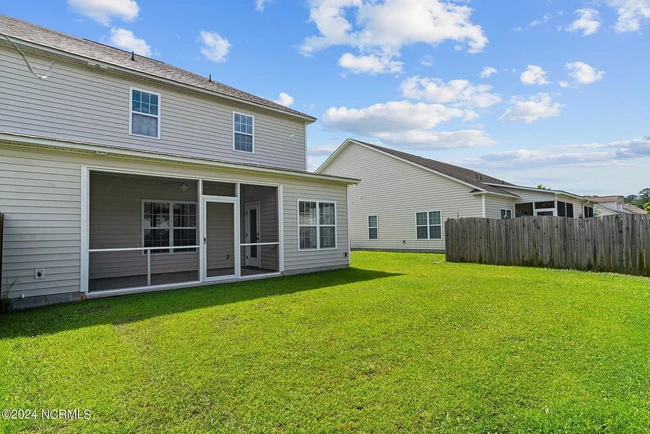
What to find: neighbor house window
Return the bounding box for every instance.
[368,215,378,240]
[233,113,254,152]
[501,209,513,219]
[557,202,575,218]
[298,201,336,250]
[416,211,442,240]
[131,88,160,138]
[143,201,196,254]
[584,206,594,218]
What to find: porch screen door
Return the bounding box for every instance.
[203,198,239,281]
[245,202,261,268]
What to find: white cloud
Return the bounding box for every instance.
[530,13,551,27]
[377,129,496,149]
[338,53,404,74]
[400,76,502,109]
[480,66,498,78]
[606,0,650,32]
[323,101,466,134]
[199,30,231,63]
[566,8,602,36]
[559,80,570,88]
[322,100,492,150]
[299,0,488,70]
[256,0,271,12]
[474,136,650,170]
[68,0,139,25]
[308,144,340,156]
[420,55,434,67]
[274,92,295,107]
[565,61,605,84]
[499,93,563,123]
[520,65,550,85]
[109,28,151,56]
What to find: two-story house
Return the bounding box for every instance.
[317,139,590,252]
[0,15,357,308]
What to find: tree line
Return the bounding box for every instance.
[625,188,650,213]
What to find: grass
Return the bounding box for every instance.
[1,252,650,433]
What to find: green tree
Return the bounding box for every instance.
[645,202,650,215]
[639,188,650,205]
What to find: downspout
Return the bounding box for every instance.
[481,194,486,218]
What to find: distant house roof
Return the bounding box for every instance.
[318,139,519,197]
[0,14,316,122]
[587,195,625,204]
[623,203,647,215]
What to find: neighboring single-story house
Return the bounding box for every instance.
[586,195,647,216]
[317,139,592,252]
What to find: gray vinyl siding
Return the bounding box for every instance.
[0,43,307,171]
[500,187,558,204]
[320,142,483,252]
[0,142,348,299]
[485,195,516,220]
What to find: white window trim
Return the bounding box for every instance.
[232,112,255,154]
[415,210,443,240]
[501,208,513,219]
[129,87,161,139]
[141,199,197,255]
[368,214,378,240]
[296,199,337,251]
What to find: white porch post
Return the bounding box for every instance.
[278,185,285,273]
[198,179,205,282]
[235,183,241,278]
[80,166,89,293]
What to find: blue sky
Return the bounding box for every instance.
[2,0,649,195]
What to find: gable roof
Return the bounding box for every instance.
[0,14,315,122]
[623,203,647,215]
[317,139,519,197]
[586,195,625,204]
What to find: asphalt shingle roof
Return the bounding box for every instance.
[623,203,647,215]
[0,14,316,122]
[586,195,624,203]
[352,140,519,197]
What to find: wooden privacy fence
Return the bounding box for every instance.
[445,214,650,277]
[0,213,3,286]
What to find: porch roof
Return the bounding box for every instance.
[0,131,360,185]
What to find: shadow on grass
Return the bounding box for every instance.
[0,267,401,339]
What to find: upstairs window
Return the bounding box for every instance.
[416,211,442,240]
[131,88,160,138]
[233,113,254,153]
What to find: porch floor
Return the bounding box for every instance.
[89,267,276,292]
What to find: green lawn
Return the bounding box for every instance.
[2,252,650,433]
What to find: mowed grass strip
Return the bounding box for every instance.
[1,252,650,433]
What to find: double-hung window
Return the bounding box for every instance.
[501,209,513,219]
[233,113,254,152]
[416,211,442,240]
[131,88,160,138]
[298,201,336,250]
[368,215,378,240]
[143,201,197,254]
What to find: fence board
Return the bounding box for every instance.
[445,215,650,277]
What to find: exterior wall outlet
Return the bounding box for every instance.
[35,269,45,279]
